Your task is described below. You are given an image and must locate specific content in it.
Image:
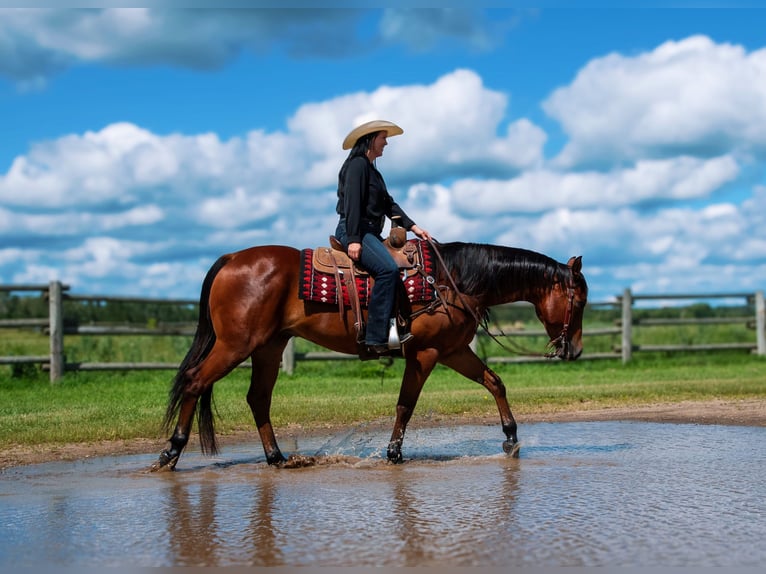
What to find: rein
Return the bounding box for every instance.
[425,239,517,354]
[425,239,575,359]
[424,238,483,327]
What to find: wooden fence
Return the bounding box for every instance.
[1,282,764,382]
[483,289,766,365]
[617,288,766,363]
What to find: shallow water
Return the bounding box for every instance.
[1,421,764,567]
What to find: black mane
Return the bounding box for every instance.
[435,242,568,300]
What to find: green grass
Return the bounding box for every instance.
[0,349,763,450]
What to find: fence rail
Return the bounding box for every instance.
[1,282,764,382]
[617,288,766,363]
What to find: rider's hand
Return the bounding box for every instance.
[348,242,362,261]
[410,225,432,242]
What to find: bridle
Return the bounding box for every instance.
[544,284,575,359]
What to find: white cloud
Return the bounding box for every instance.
[0,247,29,267]
[0,123,177,207]
[196,187,282,229]
[511,199,757,274]
[544,35,766,167]
[339,69,546,180]
[2,33,766,303]
[0,205,164,236]
[0,69,543,215]
[448,154,739,215]
[398,182,490,241]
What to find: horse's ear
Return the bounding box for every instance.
[567,255,582,275]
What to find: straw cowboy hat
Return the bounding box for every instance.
[342,119,404,150]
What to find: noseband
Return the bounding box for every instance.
[545,283,575,359]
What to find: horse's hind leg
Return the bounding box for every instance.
[247,338,290,465]
[151,342,245,471]
[153,395,197,471]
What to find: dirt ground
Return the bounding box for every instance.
[1,398,764,470]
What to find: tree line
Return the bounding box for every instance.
[0,290,754,327]
[0,292,199,325]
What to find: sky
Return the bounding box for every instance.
[1,5,766,304]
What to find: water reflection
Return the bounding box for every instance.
[153,454,525,567]
[1,422,764,567]
[161,470,287,566]
[387,461,522,566]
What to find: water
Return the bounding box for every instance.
[1,421,764,567]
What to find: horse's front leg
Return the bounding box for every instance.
[440,345,519,457]
[387,349,439,463]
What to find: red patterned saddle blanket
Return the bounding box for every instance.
[299,239,436,308]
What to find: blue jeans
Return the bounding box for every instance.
[335,218,399,346]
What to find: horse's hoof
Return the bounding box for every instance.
[387,443,403,464]
[148,450,178,472]
[266,452,287,466]
[503,439,521,458]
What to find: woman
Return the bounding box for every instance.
[334,119,432,354]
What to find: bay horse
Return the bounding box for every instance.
[150,241,587,471]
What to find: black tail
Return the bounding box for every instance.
[162,254,230,456]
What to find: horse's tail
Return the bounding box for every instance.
[162,254,231,456]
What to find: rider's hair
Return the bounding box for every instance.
[337,131,379,188]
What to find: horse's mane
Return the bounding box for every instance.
[435,242,569,299]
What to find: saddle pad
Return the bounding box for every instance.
[299,240,436,308]
[300,248,371,307]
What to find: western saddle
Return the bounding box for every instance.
[312,226,423,347]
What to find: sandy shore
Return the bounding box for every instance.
[2,398,764,470]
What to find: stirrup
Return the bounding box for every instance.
[398,331,414,345]
[387,318,400,349]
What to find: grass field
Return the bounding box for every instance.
[1,340,763,450]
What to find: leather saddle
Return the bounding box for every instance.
[312,234,421,277]
[309,233,422,348]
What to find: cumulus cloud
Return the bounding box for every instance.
[544,35,766,167]
[0,68,549,295]
[196,187,283,229]
[2,31,766,301]
[293,68,546,183]
[486,196,766,298]
[0,205,164,237]
[448,154,740,215]
[0,8,506,88]
[0,69,543,215]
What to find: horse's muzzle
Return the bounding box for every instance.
[546,335,582,361]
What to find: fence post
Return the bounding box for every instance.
[621,288,633,364]
[282,337,295,375]
[756,290,765,357]
[48,280,64,383]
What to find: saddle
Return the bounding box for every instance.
[300,234,436,347]
[312,235,421,278]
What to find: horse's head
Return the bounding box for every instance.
[536,256,588,360]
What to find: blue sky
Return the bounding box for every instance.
[2,5,766,303]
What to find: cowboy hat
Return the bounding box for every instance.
[342,119,404,150]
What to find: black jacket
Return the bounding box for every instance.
[336,156,415,244]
